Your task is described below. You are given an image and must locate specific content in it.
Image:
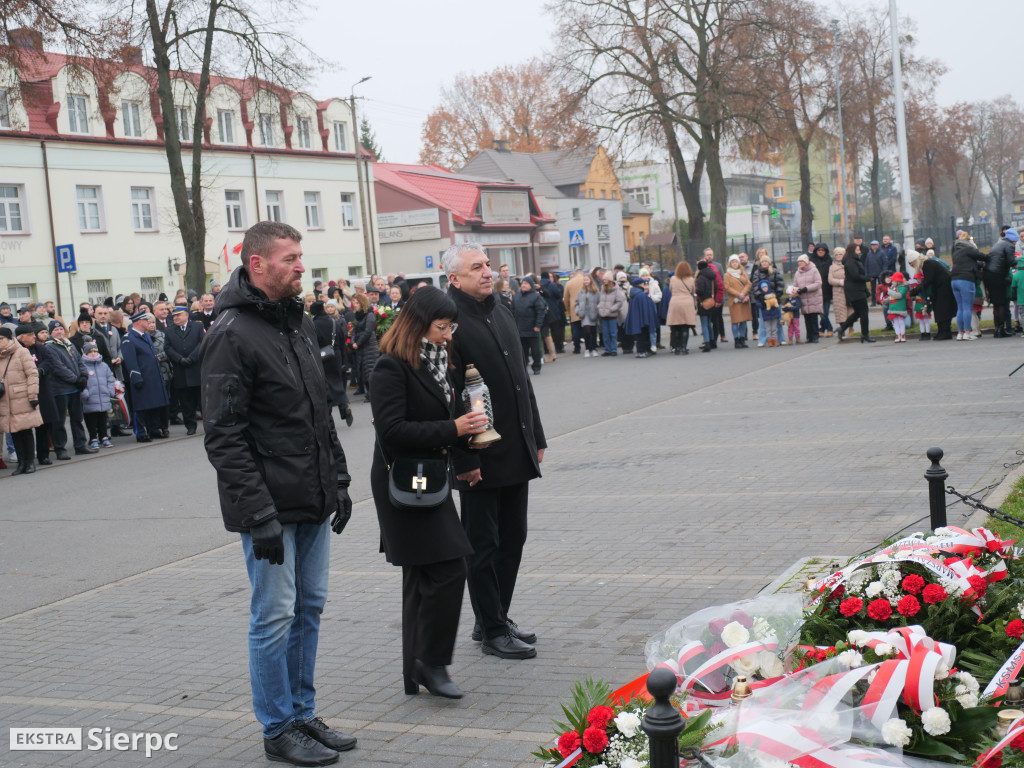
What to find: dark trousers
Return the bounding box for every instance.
[669,325,691,351]
[401,558,467,675]
[570,320,582,352]
[619,324,633,352]
[820,299,834,332]
[84,411,108,440]
[804,312,820,341]
[134,407,163,438]
[520,337,542,372]
[632,327,651,354]
[841,298,870,336]
[460,482,529,639]
[12,429,34,466]
[53,392,87,451]
[581,325,597,352]
[34,423,51,461]
[870,278,879,305]
[712,305,726,340]
[174,386,200,430]
[550,317,566,352]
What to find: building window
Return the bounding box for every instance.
[224,189,245,230]
[624,186,650,206]
[600,189,606,199]
[0,185,24,232]
[175,105,191,139]
[8,284,33,303]
[259,114,275,146]
[772,185,784,199]
[340,193,356,228]
[217,109,234,144]
[0,88,11,129]
[571,207,580,220]
[131,187,155,231]
[296,117,312,149]
[304,191,322,229]
[598,207,606,220]
[140,277,162,303]
[122,100,142,138]
[333,121,347,152]
[67,95,89,134]
[347,266,361,277]
[87,279,111,305]
[76,185,103,231]
[311,268,328,283]
[265,190,283,222]
[599,243,611,268]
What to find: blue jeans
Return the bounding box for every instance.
[241,519,331,738]
[820,299,834,332]
[700,315,713,342]
[731,322,747,340]
[600,317,618,352]
[951,280,975,333]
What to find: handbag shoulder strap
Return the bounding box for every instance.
[0,351,13,384]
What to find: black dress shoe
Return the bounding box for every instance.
[136,435,152,443]
[186,427,197,435]
[55,449,71,461]
[410,659,463,699]
[38,457,53,465]
[506,618,537,644]
[152,430,169,439]
[75,446,98,455]
[296,717,356,752]
[23,462,36,474]
[264,725,339,766]
[481,631,536,659]
[861,336,876,343]
[11,463,25,476]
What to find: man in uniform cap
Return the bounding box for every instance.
[163,306,203,435]
[120,310,169,442]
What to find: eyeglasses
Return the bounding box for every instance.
[432,322,458,333]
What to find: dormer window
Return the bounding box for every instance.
[67,95,89,134]
[259,114,275,146]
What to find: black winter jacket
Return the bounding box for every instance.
[950,241,987,283]
[749,264,784,304]
[511,289,547,337]
[201,267,348,532]
[985,238,1016,278]
[843,252,869,301]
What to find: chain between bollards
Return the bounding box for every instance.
[642,666,685,768]
[925,447,948,530]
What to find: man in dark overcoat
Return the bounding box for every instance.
[121,310,169,442]
[444,242,547,661]
[163,305,204,435]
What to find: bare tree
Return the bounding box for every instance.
[907,100,971,230]
[974,96,1024,226]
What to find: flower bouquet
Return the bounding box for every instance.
[372,303,398,339]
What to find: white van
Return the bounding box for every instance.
[399,272,450,291]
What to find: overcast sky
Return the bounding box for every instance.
[302,0,1018,166]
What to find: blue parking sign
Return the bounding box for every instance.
[426,255,433,269]
[56,244,76,273]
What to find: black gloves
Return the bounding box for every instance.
[29,399,38,409]
[798,287,808,294]
[331,473,352,534]
[178,358,193,368]
[76,376,88,390]
[250,518,284,565]
[133,380,144,390]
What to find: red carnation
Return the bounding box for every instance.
[730,610,753,628]
[582,725,609,753]
[968,575,988,597]
[867,599,893,621]
[901,574,925,595]
[1011,731,1024,749]
[922,584,948,604]
[984,751,1003,768]
[1007,620,1024,640]
[587,705,614,730]
[830,585,846,601]
[988,539,1005,553]
[840,597,864,617]
[708,618,728,637]
[557,730,581,757]
[897,595,921,617]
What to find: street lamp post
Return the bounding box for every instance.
[831,19,849,246]
[889,0,916,258]
[350,76,373,278]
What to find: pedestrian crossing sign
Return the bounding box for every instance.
[569,229,585,246]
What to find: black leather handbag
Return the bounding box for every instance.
[378,439,450,510]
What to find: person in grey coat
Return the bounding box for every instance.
[80,340,116,448]
[511,276,547,374]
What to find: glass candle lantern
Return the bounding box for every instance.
[462,364,502,447]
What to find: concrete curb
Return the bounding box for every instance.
[964,458,1024,529]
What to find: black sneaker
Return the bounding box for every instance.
[296,717,356,753]
[481,631,536,659]
[264,725,339,766]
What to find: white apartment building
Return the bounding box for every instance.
[0,30,377,313]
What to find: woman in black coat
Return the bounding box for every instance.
[369,286,486,700]
[837,243,876,343]
[350,293,379,399]
[310,301,353,427]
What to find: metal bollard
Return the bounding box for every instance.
[642,666,685,768]
[925,447,948,530]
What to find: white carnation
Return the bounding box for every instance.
[847,630,869,646]
[1017,602,1024,620]
[934,661,951,680]
[921,707,951,736]
[865,582,885,598]
[881,718,913,747]
[731,653,760,676]
[837,650,863,669]
[848,570,870,588]
[954,684,978,708]
[956,671,980,693]
[881,570,901,589]
[621,759,643,768]
[720,621,750,648]
[758,651,784,678]
[933,527,953,537]
[614,711,641,738]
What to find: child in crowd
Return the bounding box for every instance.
[80,339,117,448]
[780,288,801,344]
[759,279,781,347]
[1012,256,1024,334]
[910,256,932,340]
[887,272,910,342]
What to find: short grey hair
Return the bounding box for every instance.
[442,243,486,276]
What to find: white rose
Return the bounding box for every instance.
[865,582,885,598]
[720,621,750,648]
[921,707,951,736]
[614,711,642,739]
[731,653,760,677]
[758,651,784,678]
[847,630,869,646]
[837,650,863,669]
[881,718,913,747]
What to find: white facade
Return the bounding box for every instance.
[552,198,625,270]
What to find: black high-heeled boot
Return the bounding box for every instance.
[411,659,463,699]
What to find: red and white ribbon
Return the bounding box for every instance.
[982,639,1024,699]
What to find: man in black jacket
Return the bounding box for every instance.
[443,243,548,661]
[201,221,355,767]
[164,306,203,435]
[984,228,1018,337]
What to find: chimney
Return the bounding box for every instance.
[493,138,509,152]
[9,28,43,51]
[544,143,560,152]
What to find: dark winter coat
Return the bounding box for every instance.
[511,288,547,337]
[695,265,716,317]
[985,238,1016,279]
[351,309,379,383]
[540,277,565,324]
[843,250,869,302]
[200,265,348,532]
[369,354,473,566]
[313,311,348,407]
[950,241,987,283]
[44,339,85,395]
[71,329,109,366]
[121,328,170,411]
[864,248,884,279]
[80,354,116,414]
[163,319,204,389]
[447,285,546,490]
[749,264,785,305]
[810,244,832,303]
[916,257,955,334]
[24,342,59,425]
[624,285,659,332]
[879,244,899,273]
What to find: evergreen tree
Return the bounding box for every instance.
[359,116,384,161]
